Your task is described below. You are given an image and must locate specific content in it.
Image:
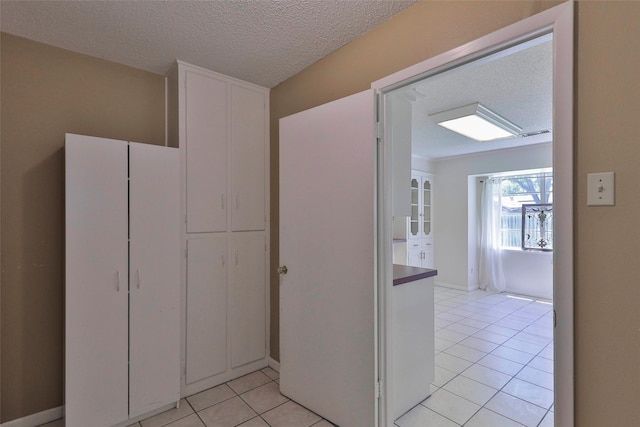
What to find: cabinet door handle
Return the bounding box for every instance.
[221,194,225,210]
[136,269,141,289]
[235,195,239,210]
[222,252,225,266]
[235,251,239,266]
[116,270,120,292]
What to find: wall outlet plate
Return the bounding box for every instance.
[587,172,615,206]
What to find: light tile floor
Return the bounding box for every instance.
[39,368,332,427]
[396,286,554,427]
[41,287,553,427]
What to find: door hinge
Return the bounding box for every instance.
[553,309,557,328]
[376,122,383,140]
[375,381,383,399]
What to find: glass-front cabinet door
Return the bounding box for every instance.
[422,178,431,239]
[410,178,419,237]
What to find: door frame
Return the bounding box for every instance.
[372,2,574,426]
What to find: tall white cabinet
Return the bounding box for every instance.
[65,134,180,426]
[166,61,270,396]
[407,171,434,269]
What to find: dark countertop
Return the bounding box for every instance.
[393,264,438,286]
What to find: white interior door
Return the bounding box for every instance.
[279,90,376,427]
[129,142,180,418]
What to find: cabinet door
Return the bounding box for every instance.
[421,176,433,241]
[409,177,420,238]
[129,143,180,418]
[407,247,423,268]
[229,232,266,367]
[231,85,266,231]
[185,70,228,233]
[186,236,228,383]
[65,134,129,427]
[422,243,434,269]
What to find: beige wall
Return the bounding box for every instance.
[574,2,640,424]
[270,0,640,425]
[0,33,165,422]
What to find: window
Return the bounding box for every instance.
[499,171,553,251]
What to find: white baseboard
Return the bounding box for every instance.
[0,406,63,427]
[268,357,280,372]
[434,281,471,292]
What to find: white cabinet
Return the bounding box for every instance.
[407,172,434,268]
[166,61,269,396]
[184,71,228,233]
[185,236,227,384]
[184,233,267,390]
[391,276,435,420]
[65,134,180,426]
[175,64,267,234]
[229,232,267,368]
[231,85,267,231]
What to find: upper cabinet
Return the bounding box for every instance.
[184,71,228,232]
[168,62,269,233]
[408,172,433,241]
[231,84,267,231]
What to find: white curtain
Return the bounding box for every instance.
[479,178,506,292]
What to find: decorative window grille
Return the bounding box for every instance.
[522,203,553,251]
[497,171,553,250]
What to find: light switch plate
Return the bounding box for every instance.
[587,172,615,206]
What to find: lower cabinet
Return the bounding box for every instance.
[185,231,267,393]
[407,241,434,268]
[186,236,228,383]
[391,276,435,420]
[229,232,267,368]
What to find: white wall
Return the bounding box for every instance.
[502,249,553,300]
[412,155,434,173]
[432,143,552,291]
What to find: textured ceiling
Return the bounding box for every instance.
[0,0,417,88]
[395,36,553,160]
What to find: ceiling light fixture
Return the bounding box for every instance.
[429,103,522,142]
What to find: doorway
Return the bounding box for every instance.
[375,3,573,426]
[277,3,573,427]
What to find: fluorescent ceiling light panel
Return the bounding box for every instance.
[430,103,522,141]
